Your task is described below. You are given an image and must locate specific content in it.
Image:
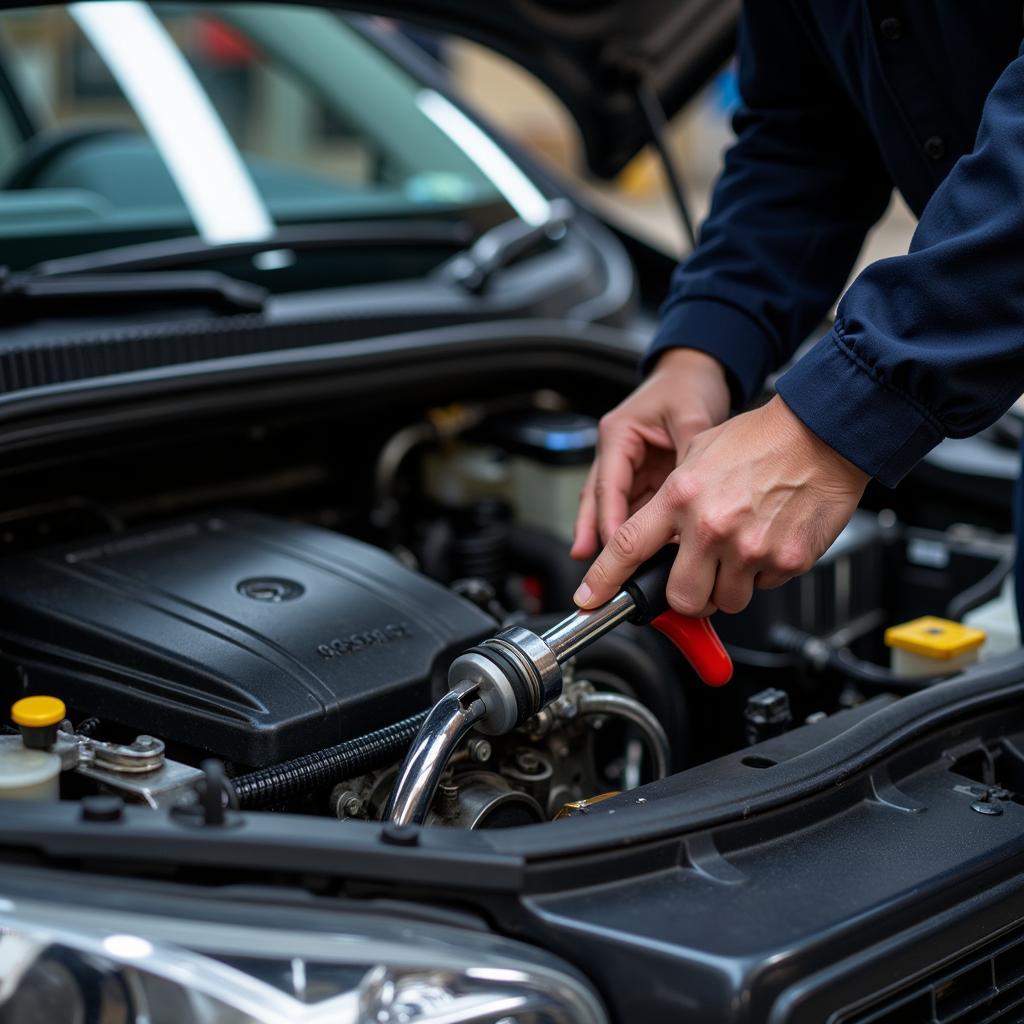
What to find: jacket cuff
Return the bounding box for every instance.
[642,298,775,408]
[775,325,944,487]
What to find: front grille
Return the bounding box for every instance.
[839,923,1024,1023]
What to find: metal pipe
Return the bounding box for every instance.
[372,421,435,512]
[382,686,486,827]
[576,690,671,783]
[542,591,636,663]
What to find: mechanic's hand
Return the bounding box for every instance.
[573,396,869,616]
[571,348,731,562]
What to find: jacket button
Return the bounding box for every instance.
[924,136,946,160]
[879,17,903,40]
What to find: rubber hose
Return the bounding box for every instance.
[232,710,429,808]
[770,623,937,692]
[945,545,1015,621]
[507,525,581,610]
[372,422,436,521]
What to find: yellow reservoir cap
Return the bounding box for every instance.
[884,616,986,661]
[11,695,66,728]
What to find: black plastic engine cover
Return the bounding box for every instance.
[0,512,493,766]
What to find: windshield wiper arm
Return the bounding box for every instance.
[0,267,268,321]
[30,220,474,277]
[440,199,574,294]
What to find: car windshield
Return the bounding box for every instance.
[0,3,539,285]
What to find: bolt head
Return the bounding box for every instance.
[81,795,124,823]
[469,739,492,763]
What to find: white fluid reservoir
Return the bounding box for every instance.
[0,738,61,800]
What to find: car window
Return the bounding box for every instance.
[0,3,515,272]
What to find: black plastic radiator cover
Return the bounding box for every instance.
[0,511,493,766]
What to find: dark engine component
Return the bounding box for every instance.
[0,512,492,766]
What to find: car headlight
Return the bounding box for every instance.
[0,894,605,1024]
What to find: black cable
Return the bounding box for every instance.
[636,83,698,251]
[945,546,1016,622]
[231,710,429,808]
[770,623,938,692]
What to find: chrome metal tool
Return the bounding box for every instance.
[384,546,733,826]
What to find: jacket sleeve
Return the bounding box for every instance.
[777,42,1024,487]
[644,0,893,406]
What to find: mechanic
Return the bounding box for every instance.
[571,3,1024,630]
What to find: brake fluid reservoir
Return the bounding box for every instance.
[486,411,597,543]
[1,694,65,799]
[885,616,987,677]
[422,445,511,507]
[0,738,60,799]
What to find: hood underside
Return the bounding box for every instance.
[328,0,739,178]
[0,0,738,177]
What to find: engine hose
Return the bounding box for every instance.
[568,627,687,771]
[945,545,1016,621]
[770,623,938,692]
[451,499,511,587]
[507,525,582,610]
[372,421,437,530]
[231,710,429,808]
[576,690,671,782]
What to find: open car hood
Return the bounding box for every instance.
[0,0,737,178]
[343,0,738,178]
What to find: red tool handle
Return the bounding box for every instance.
[621,547,733,688]
[651,610,733,687]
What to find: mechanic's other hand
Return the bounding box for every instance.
[571,348,731,562]
[573,396,869,616]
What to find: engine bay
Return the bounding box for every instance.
[0,391,1014,829]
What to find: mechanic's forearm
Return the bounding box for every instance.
[777,44,1024,487]
[643,0,892,408]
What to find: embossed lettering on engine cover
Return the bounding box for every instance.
[317,622,410,659]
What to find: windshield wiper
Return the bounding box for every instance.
[29,220,474,277]
[440,199,574,294]
[0,267,268,322]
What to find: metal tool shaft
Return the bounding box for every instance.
[541,590,636,663]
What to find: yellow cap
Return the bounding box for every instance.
[884,616,986,661]
[11,696,66,728]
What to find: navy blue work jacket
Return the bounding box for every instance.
[645,2,1024,486]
